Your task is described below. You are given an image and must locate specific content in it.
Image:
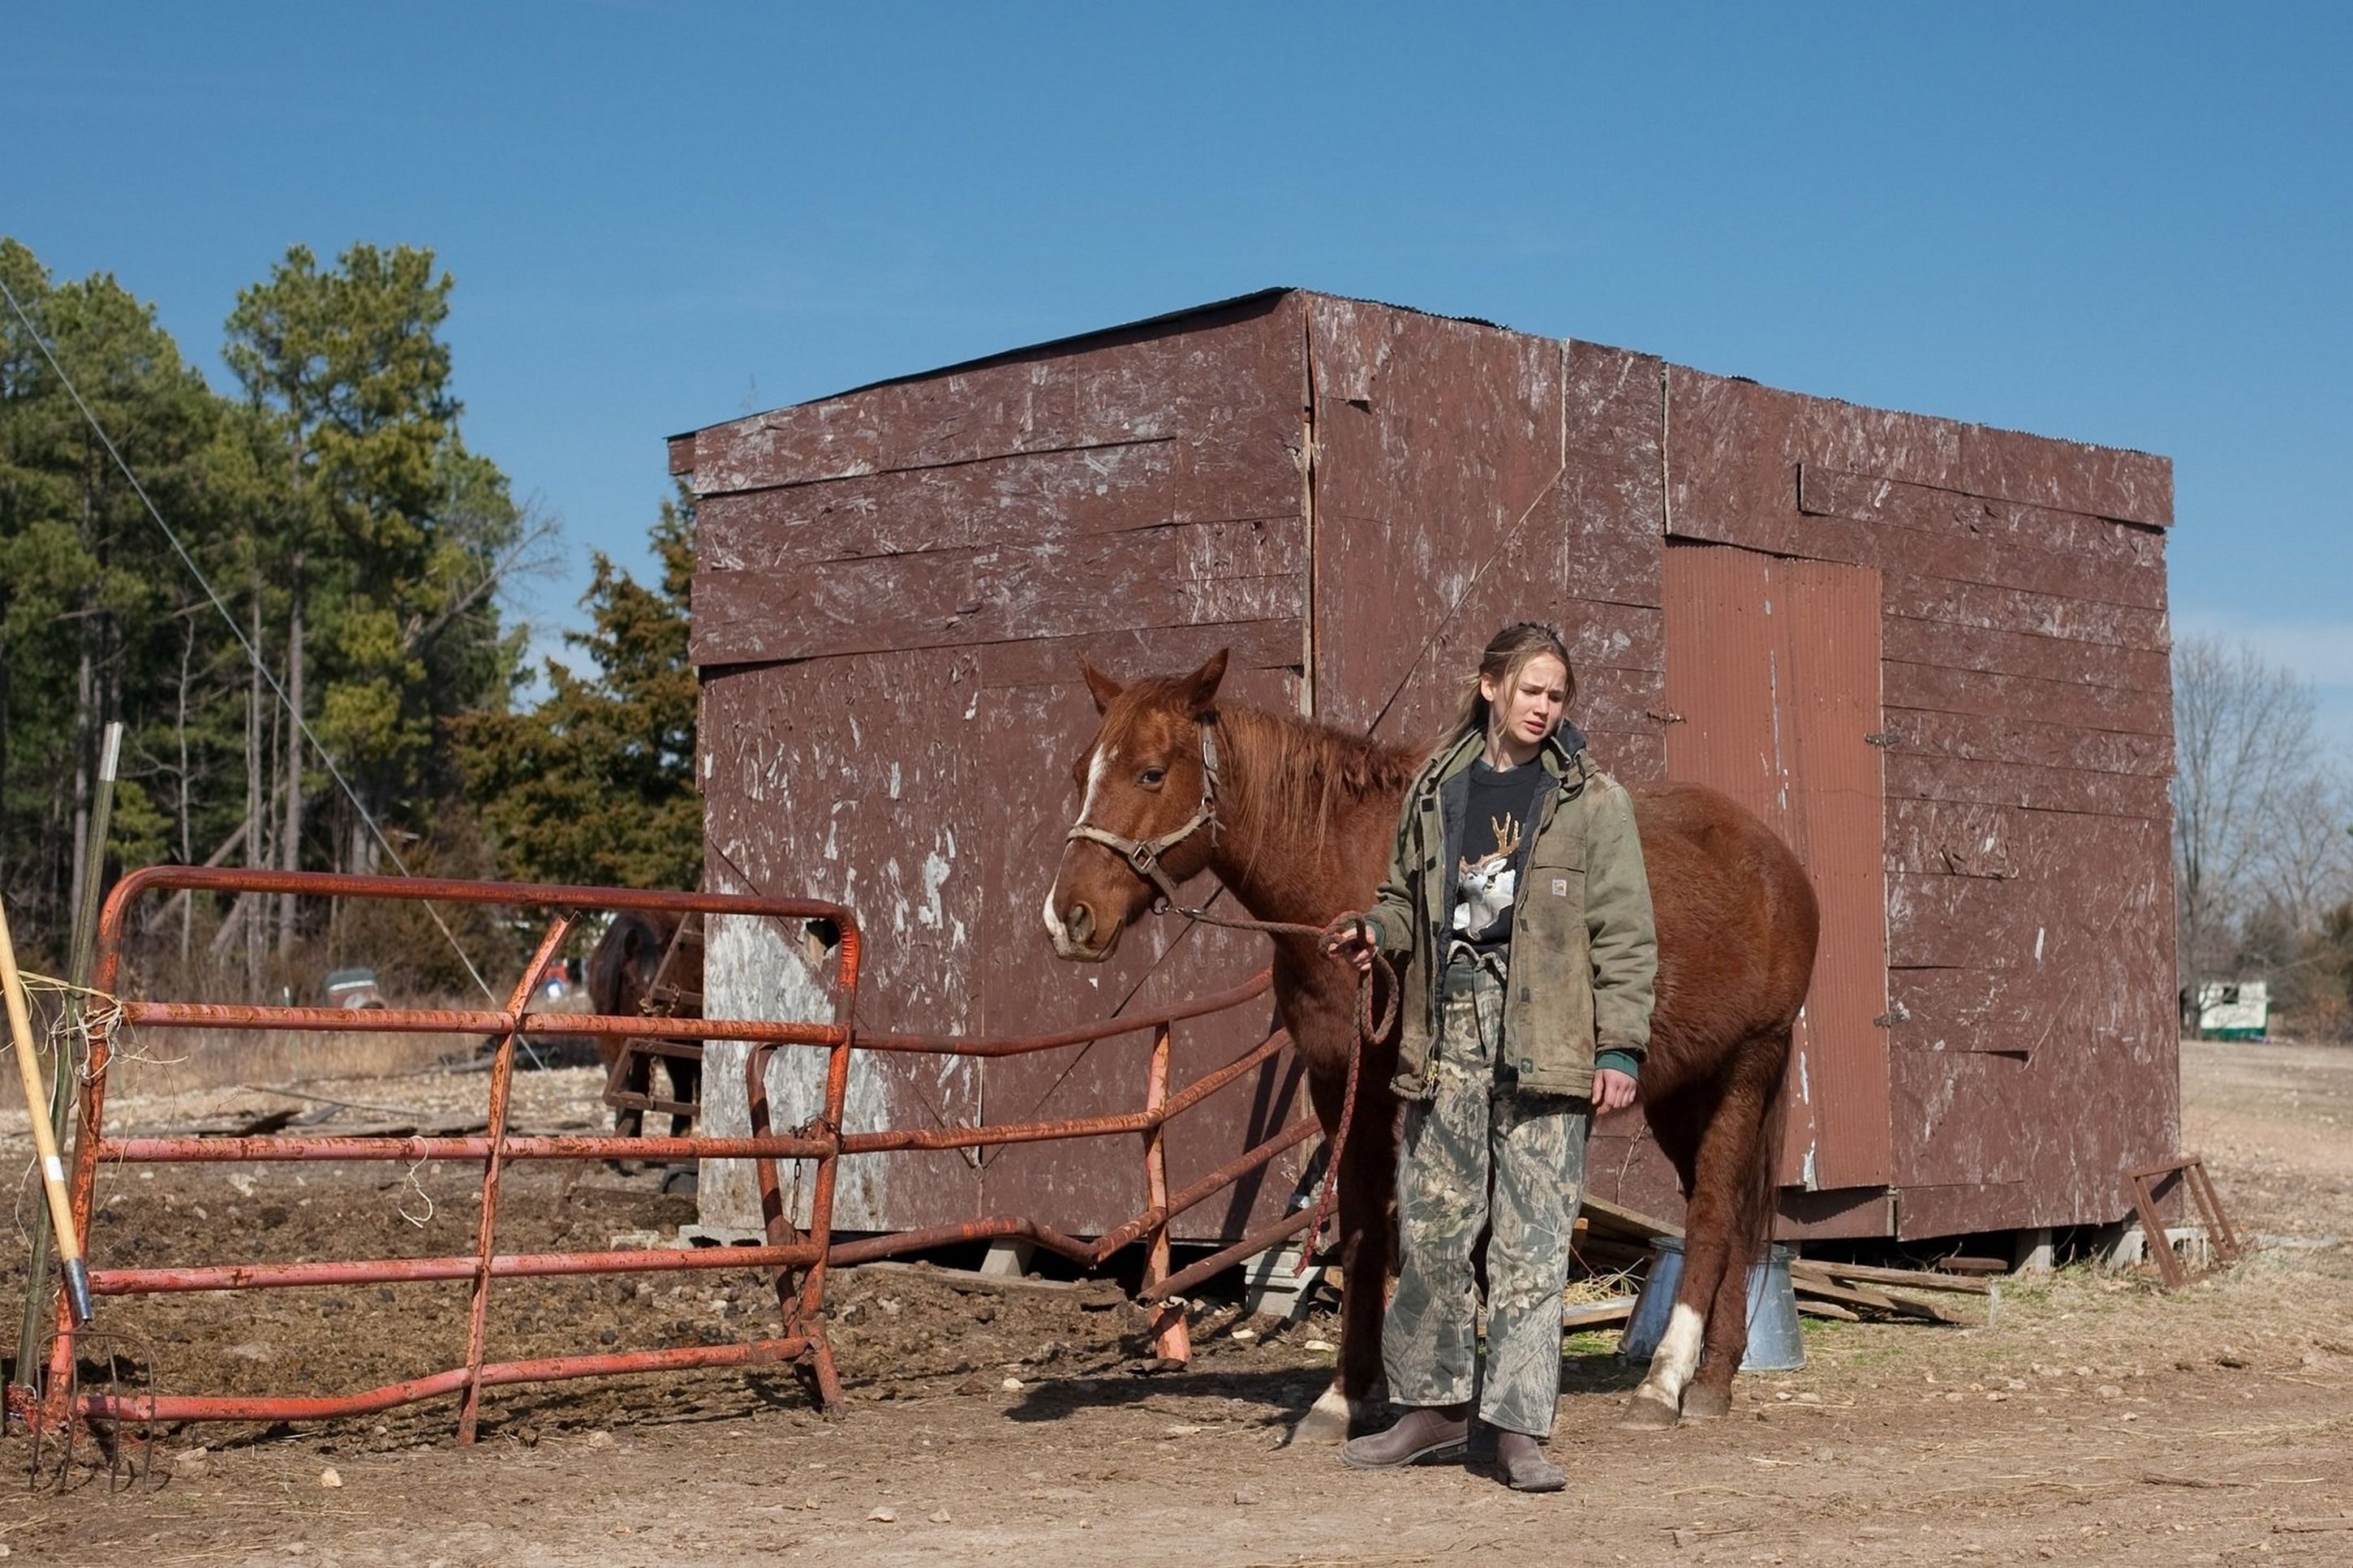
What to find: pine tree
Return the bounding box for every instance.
[456,488,699,890]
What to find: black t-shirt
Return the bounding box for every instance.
[1452,758,1551,957]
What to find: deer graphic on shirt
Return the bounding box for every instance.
[1452,814,1523,939]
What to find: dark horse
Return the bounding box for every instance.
[585,910,704,1139]
[1044,651,1818,1436]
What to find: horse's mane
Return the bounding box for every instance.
[1211,700,1424,848]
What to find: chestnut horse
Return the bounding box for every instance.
[1044,651,1817,1436]
[586,910,704,1139]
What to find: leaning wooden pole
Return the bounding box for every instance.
[13,721,118,1390]
[2,897,92,1328]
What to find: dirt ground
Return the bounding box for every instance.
[6,1041,2353,1566]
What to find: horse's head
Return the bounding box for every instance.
[1043,648,1229,961]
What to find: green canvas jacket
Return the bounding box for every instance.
[1363,727,1658,1102]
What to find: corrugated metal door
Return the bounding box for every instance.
[1663,541,1891,1192]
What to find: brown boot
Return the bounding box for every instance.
[1494,1429,1566,1492]
[1339,1404,1471,1469]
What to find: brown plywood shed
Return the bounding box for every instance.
[676,288,2179,1246]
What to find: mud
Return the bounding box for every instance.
[5,1045,2353,1565]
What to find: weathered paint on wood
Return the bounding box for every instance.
[692,517,1307,668]
[681,287,2177,1247]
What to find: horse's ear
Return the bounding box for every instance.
[1080,659,1124,715]
[1181,648,1230,717]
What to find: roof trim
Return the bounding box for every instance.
[669,287,1509,440]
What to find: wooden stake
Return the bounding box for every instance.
[0,899,91,1324]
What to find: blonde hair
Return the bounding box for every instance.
[1443,622,1577,751]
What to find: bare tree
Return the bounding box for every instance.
[2171,634,2330,997]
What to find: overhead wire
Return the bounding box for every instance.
[0,273,514,1016]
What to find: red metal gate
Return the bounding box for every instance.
[13,867,1314,1446]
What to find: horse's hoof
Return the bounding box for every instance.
[1284,1386,1357,1446]
[1680,1385,1731,1422]
[1617,1390,1682,1431]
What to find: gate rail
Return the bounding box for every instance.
[11,867,1317,1446]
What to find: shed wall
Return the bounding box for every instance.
[682,289,2179,1245]
[688,294,1317,1238]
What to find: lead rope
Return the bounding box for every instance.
[1151,900,1398,1277]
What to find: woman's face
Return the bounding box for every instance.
[1482,653,1569,750]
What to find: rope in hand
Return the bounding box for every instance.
[1151,899,1397,1277]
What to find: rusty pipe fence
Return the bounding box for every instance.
[11,867,1320,1445]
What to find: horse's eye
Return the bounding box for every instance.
[1138,766,1167,788]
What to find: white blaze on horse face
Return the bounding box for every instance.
[1640,1301,1706,1404]
[1080,741,1116,827]
[1044,742,1120,956]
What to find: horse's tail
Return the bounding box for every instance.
[1730,1024,1795,1274]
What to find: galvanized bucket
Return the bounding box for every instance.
[1615,1237,1805,1372]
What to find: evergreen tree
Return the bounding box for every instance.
[456,488,700,890]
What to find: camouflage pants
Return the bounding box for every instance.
[1383,959,1590,1437]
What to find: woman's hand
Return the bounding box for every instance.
[1319,913,1379,975]
[1592,1068,1637,1114]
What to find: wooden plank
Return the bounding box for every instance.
[1788,1258,1994,1295]
[1800,466,2169,579]
[1882,751,2172,818]
[1562,1299,1637,1331]
[1665,368,1967,541]
[1881,708,2174,778]
[1960,425,2172,528]
[1882,659,2173,737]
[974,618,1301,692]
[1886,968,2048,1055]
[1880,616,2170,694]
[690,518,1306,668]
[696,440,1304,572]
[1881,574,2170,654]
[1581,1191,1683,1240]
[1883,799,2168,880]
[688,293,1306,493]
[1788,1274,1959,1324]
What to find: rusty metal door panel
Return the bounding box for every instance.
[1663,541,1891,1192]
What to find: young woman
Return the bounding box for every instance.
[1326,621,1657,1492]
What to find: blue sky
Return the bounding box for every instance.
[6,4,2348,755]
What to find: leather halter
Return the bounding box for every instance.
[1063,723,1221,909]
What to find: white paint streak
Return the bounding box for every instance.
[888,762,902,801]
[917,850,951,929]
[698,910,892,1231]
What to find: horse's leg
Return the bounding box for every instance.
[1684,1037,1790,1420]
[1623,1092,1749,1429]
[1625,1041,1783,1428]
[1290,1056,1397,1445]
[666,1051,703,1141]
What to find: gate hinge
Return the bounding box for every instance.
[1645,709,1686,726]
[1864,730,1903,748]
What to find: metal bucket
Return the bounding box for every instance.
[1615,1237,1805,1372]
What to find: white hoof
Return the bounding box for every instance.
[1285,1385,1358,1446]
